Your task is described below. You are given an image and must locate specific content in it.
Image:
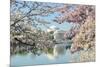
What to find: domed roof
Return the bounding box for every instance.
[50,25,59,30]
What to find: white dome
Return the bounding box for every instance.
[47,25,59,33]
[50,25,56,29]
[47,29,52,32]
[50,25,59,30]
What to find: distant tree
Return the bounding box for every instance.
[10,1,59,54]
[53,4,95,24]
[53,4,95,39]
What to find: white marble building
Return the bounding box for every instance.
[53,30,65,43]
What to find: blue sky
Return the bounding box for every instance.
[12,0,74,31]
[37,12,73,31]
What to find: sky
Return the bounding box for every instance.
[12,0,74,31]
[37,12,73,31]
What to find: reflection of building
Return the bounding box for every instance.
[46,53,55,60]
[53,44,66,57]
[46,44,66,60]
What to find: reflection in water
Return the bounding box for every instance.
[46,44,67,60]
[11,43,79,67]
[11,31,75,66]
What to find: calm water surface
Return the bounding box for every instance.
[11,49,79,67]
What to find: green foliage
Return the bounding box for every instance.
[47,48,53,54]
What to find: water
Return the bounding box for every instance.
[11,49,79,67]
